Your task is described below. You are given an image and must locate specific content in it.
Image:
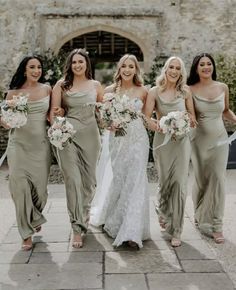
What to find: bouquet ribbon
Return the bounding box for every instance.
[151,133,172,150]
[209,130,236,149]
[0,150,7,168]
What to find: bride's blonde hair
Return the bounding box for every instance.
[113,54,143,94]
[156,56,188,95]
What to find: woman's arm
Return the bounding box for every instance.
[223,83,236,123]
[93,80,104,102]
[185,87,197,128]
[143,87,159,131]
[49,80,63,124]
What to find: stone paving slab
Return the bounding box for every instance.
[147,273,235,290]
[3,227,71,244]
[33,242,69,253]
[0,250,31,264]
[105,249,181,274]
[1,167,236,290]
[181,259,224,273]
[105,274,148,290]
[29,251,103,264]
[0,263,102,290]
[174,240,216,260]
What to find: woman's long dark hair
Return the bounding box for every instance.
[9,55,45,90]
[187,53,217,86]
[61,48,92,91]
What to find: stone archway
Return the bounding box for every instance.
[55,28,145,82]
[52,24,149,71]
[59,30,144,63]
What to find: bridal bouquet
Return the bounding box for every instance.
[0,93,29,128]
[47,117,76,150]
[95,93,141,137]
[159,111,190,139]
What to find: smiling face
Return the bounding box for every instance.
[71,53,87,77]
[197,56,213,79]
[119,57,136,82]
[165,58,181,84]
[25,58,42,82]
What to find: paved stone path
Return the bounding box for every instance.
[0,165,236,290]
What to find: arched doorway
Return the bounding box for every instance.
[58,30,144,83]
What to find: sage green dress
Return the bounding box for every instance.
[56,89,101,234]
[7,96,51,240]
[153,94,191,239]
[191,93,229,234]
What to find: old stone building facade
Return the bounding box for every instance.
[0,0,236,91]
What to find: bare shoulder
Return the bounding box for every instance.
[40,83,52,94]
[215,81,228,91]
[188,83,198,94]
[183,84,190,92]
[183,85,192,98]
[104,84,115,94]
[140,85,148,94]
[53,79,64,90]
[92,80,101,87]
[6,89,18,99]
[148,86,158,97]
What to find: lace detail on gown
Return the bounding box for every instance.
[90,99,150,248]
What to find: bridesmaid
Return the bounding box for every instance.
[50,48,103,248]
[1,55,52,250]
[145,56,196,247]
[187,53,236,243]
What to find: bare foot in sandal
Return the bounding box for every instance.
[72,233,83,248]
[212,232,225,244]
[171,238,181,247]
[22,237,32,251]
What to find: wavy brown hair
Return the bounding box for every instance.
[61,48,92,91]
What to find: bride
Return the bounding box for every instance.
[90,54,150,249]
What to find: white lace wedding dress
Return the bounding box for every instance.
[90,99,150,248]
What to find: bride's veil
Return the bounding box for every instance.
[90,130,113,226]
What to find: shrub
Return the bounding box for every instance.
[215,54,236,132]
[41,49,66,87]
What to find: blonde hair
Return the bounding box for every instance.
[156,56,187,95]
[113,54,143,94]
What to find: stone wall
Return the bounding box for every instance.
[0,0,236,90]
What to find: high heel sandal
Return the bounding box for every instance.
[171,238,181,247]
[212,232,225,244]
[72,233,83,248]
[159,216,166,230]
[128,241,139,250]
[22,237,33,251]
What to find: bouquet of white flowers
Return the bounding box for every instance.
[0,93,29,128]
[95,93,142,137]
[47,117,76,150]
[159,111,190,139]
